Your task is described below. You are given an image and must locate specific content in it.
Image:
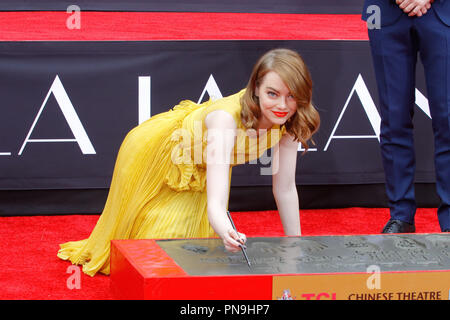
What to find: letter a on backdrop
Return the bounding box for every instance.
[19,75,96,155]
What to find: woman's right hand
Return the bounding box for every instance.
[222,228,247,253]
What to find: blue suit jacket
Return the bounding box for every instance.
[362,0,450,26]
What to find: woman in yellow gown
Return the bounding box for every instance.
[57,48,320,276]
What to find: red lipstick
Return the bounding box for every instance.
[273,111,288,118]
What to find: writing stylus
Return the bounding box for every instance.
[227,211,251,268]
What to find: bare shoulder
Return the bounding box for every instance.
[205,109,237,130]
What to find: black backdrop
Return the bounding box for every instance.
[0,2,440,215]
[0,40,436,189]
[0,40,439,215]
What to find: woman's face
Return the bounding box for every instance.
[255,71,297,130]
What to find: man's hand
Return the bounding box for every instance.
[396,0,434,17]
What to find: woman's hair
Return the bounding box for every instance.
[240,48,320,150]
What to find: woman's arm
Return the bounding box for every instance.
[272,133,301,236]
[205,110,246,252]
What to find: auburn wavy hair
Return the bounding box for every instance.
[240,48,320,150]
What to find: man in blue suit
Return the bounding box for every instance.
[362,0,450,233]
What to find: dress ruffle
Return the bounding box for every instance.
[163,99,210,192]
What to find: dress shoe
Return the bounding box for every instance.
[381,219,415,233]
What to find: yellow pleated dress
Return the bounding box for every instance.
[57,89,284,276]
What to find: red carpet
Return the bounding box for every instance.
[0,208,441,300]
[0,12,367,41]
